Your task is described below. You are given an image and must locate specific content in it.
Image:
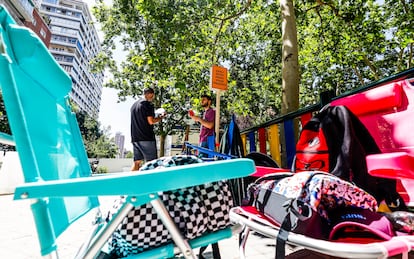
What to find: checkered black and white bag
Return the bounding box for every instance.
[106,155,234,257]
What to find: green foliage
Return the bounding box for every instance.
[0,92,14,151]
[0,91,10,135]
[296,0,413,103]
[125,151,133,159]
[91,0,413,131]
[91,0,257,134]
[75,111,119,158]
[0,94,116,155]
[95,166,109,174]
[223,0,283,125]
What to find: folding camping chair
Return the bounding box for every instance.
[230,71,414,258]
[0,5,255,258]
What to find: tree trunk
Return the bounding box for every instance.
[280,0,299,114]
[181,125,190,153]
[280,0,300,167]
[159,134,166,157]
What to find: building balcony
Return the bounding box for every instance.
[9,0,34,21]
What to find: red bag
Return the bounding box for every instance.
[293,106,407,212]
[294,118,329,172]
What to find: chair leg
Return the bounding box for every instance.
[198,243,221,259]
[150,198,196,259]
[239,227,250,259]
[211,243,221,259]
[199,245,207,258]
[81,202,135,259]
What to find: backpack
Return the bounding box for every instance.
[247,170,379,259]
[106,155,233,257]
[218,115,249,207]
[219,115,245,158]
[294,105,406,211]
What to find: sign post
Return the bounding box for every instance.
[210,65,228,150]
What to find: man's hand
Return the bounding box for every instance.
[188,110,200,122]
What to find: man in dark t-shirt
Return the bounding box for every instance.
[130,87,164,171]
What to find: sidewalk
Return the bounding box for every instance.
[0,194,276,258]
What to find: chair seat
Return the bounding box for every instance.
[230,206,413,258]
[367,152,414,180]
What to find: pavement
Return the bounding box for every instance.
[9,193,412,259]
[0,194,277,259]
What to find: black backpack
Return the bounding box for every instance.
[294,105,406,211]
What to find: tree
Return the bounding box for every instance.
[222,1,283,126]
[91,0,413,155]
[280,0,299,115]
[76,110,118,158]
[0,92,11,135]
[91,0,255,155]
[0,93,116,156]
[296,0,413,102]
[279,0,300,166]
[0,92,14,151]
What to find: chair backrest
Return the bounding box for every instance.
[0,5,98,255]
[331,75,414,206]
[331,78,414,155]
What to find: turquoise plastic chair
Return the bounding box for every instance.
[0,5,255,258]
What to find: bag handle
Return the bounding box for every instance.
[274,171,325,259]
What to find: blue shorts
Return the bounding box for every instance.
[132,141,157,162]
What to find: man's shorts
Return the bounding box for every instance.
[132,141,157,161]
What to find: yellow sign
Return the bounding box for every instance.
[210,65,228,91]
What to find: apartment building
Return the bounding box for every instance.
[1,0,51,46]
[114,132,125,158]
[37,0,103,118]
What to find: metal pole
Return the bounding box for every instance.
[215,90,221,151]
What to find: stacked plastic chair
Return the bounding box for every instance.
[230,69,414,258]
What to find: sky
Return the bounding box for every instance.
[98,89,135,150]
[84,0,135,150]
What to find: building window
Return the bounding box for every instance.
[40,28,46,39]
[44,0,58,4]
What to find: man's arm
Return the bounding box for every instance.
[147,116,163,125]
[197,117,214,129]
[190,110,215,129]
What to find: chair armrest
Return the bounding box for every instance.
[367,152,414,180]
[253,166,290,177]
[14,158,255,200]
